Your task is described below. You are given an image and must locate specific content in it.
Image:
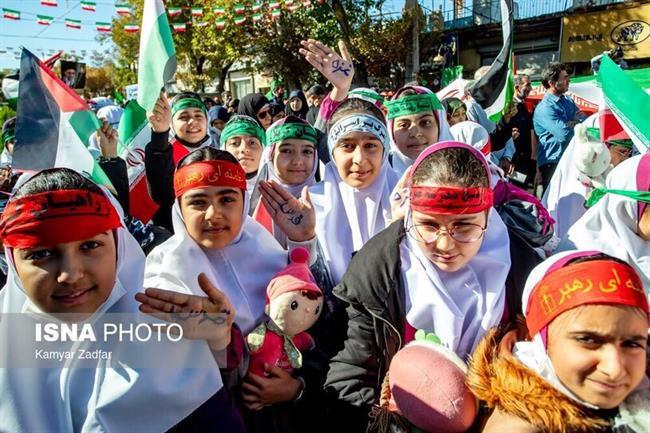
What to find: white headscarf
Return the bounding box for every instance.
[0,184,222,433]
[399,141,511,360]
[386,86,453,176]
[310,112,399,284]
[558,153,650,291]
[543,114,610,239]
[449,120,504,187]
[145,192,288,335]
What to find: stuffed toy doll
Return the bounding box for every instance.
[246,247,323,377]
[369,331,478,433]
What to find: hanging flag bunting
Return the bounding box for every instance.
[116,3,132,16]
[271,9,281,19]
[37,15,54,25]
[270,1,281,9]
[234,4,245,14]
[41,0,58,7]
[81,1,96,12]
[193,20,208,27]
[252,13,263,22]
[124,23,140,32]
[213,6,225,15]
[3,8,20,20]
[215,19,226,29]
[172,23,186,33]
[65,18,82,29]
[234,15,246,25]
[167,6,182,17]
[191,7,203,17]
[252,3,262,12]
[96,21,112,32]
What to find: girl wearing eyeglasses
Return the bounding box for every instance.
[323,141,532,432]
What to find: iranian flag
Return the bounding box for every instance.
[213,6,225,15]
[41,0,57,6]
[13,48,112,188]
[167,6,182,17]
[234,4,245,14]
[285,0,294,5]
[81,1,96,12]
[116,3,131,16]
[96,21,112,32]
[191,7,203,17]
[467,0,514,121]
[234,16,246,25]
[270,2,281,9]
[65,19,81,29]
[193,20,209,27]
[172,23,186,33]
[271,9,281,19]
[252,3,262,12]
[124,24,139,33]
[3,8,20,20]
[215,19,226,29]
[252,13,263,22]
[303,0,312,6]
[37,15,54,26]
[598,56,650,152]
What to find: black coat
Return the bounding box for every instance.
[323,219,542,432]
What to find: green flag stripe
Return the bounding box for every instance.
[69,110,101,145]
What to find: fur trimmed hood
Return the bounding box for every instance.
[467,327,610,433]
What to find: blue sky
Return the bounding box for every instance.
[0,0,411,71]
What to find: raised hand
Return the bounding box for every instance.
[135,273,235,351]
[390,166,411,222]
[299,39,354,101]
[259,180,316,243]
[148,91,171,133]
[95,118,118,158]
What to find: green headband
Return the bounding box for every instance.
[220,117,266,147]
[1,129,15,146]
[586,127,633,148]
[585,187,650,208]
[267,122,317,145]
[349,89,384,105]
[171,98,207,117]
[384,93,442,120]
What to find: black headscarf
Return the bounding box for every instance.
[284,89,309,119]
[237,93,270,127]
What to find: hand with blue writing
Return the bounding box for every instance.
[390,166,411,222]
[135,273,235,352]
[258,180,316,243]
[299,39,354,102]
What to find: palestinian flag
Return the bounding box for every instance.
[37,15,54,26]
[81,1,96,12]
[65,19,81,29]
[96,21,112,32]
[3,8,20,20]
[252,13,263,22]
[116,3,132,16]
[124,23,139,32]
[234,4,245,14]
[13,48,111,188]
[117,100,159,222]
[234,16,246,25]
[137,0,176,112]
[271,9,281,19]
[213,6,225,15]
[598,56,650,152]
[41,0,57,6]
[252,3,262,12]
[191,7,203,17]
[215,19,226,29]
[172,23,186,32]
[467,0,514,121]
[167,6,182,17]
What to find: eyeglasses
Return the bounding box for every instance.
[611,146,632,158]
[257,110,270,120]
[406,222,487,244]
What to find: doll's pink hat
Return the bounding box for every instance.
[266,247,321,302]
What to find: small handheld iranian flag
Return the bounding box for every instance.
[286,0,295,5]
[252,3,262,12]
[14,48,112,189]
[303,0,312,6]
[167,6,182,17]
[270,2,281,9]
[3,8,20,20]
[124,23,139,33]
[215,19,226,29]
[65,19,81,29]
[37,15,54,25]
[116,3,131,16]
[252,13,263,22]
[96,21,112,32]
[172,23,186,32]
[234,15,246,25]
[288,4,300,12]
[81,1,96,12]
[191,7,203,17]
[213,6,225,15]
[271,9,281,19]
[193,20,208,27]
[41,0,57,7]
[234,4,245,14]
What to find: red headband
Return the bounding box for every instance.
[526,260,648,337]
[174,160,247,197]
[410,186,493,215]
[0,190,122,249]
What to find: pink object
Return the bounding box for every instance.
[266,247,320,302]
[247,329,314,376]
